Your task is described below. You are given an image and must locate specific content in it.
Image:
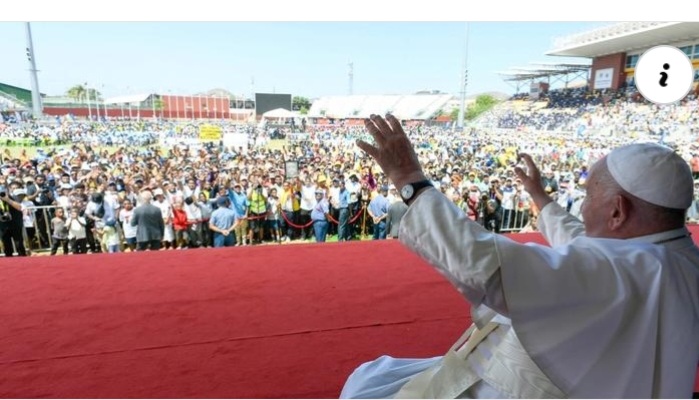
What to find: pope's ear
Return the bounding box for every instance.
[608,194,631,231]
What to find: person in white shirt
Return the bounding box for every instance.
[299,178,316,240]
[341,114,699,399]
[56,184,72,211]
[65,208,87,254]
[118,198,138,251]
[184,196,202,247]
[153,188,175,249]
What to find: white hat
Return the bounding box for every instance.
[60,183,72,190]
[606,143,693,210]
[153,188,164,196]
[12,188,26,197]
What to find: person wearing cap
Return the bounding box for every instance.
[367,185,390,240]
[310,189,330,243]
[209,196,239,247]
[230,184,250,246]
[0,184,28,257]
[130,190,165,251]
[341,115,699,398]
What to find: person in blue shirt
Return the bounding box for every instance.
[310,189,330,243]
[229,184,250,245]
[208,196,239,247]
[368,186,390,240]
[337,180,351,241]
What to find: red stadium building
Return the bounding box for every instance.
[104,94,232,120]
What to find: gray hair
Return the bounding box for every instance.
[139,190,153,204]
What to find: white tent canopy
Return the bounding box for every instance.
[262,108,295,118]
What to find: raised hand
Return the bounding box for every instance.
[356,114,427,190]
[514,153,552,209]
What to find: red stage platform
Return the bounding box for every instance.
[1,231,698,398]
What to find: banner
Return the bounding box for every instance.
[594,68,614,90]
[199,125,222,141]
[285,161,299,180]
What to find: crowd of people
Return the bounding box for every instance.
[1,89,699,256]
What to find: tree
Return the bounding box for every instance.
[292,96,311,111]
[66,85,86,103]
[465,94,500,121]
[299,106,309,115]
[449,108,459,121]
[66,85,102,103]
[153,97,165,118]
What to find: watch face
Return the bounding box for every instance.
[401,184,414,200]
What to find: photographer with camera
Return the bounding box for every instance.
[0,183,28,257]
[30,174,54,248]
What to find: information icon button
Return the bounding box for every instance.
[635,45,694,105]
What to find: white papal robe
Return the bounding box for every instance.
[340,188,699,398]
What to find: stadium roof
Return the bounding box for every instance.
[547,22,699,58]
[497,62,590,82]
[308,94,454,120]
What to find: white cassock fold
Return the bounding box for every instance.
[396,188,699,398]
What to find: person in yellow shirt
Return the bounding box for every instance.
[279,180,300,241]
[248,184,268,244]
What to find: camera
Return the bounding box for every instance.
[0,212,11,222]
[0,191,6,198]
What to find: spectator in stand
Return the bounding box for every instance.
[230,184,249,246]
[197,192,213,247]
[266,188,282,243]
[99,218,121,253]
[130,191,165,251]
[311,189,330,243]
[368,185,390,240]
[66,208,87,254]
[171,197,189,249]
[50,207,70,255]
[119,198,138,251]
[209,196,238,248]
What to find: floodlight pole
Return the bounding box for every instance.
[457,23,470,132]
[25,22,43,118]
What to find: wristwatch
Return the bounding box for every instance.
[400,180,433,205]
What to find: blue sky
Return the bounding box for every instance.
[0,22,606,99]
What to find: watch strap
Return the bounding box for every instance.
[404,180,433,205]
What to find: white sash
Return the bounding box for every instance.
[394,321,498,398]
[394,320,565,399]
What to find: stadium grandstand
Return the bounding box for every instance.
[307,93,454,123]
[0,82,39,112]
[501,22,699,99]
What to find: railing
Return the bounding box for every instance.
[22,205,60,253]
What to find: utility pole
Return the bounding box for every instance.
[457,23,470,132]
[25,22,43,118]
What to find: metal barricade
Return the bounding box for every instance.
[498,208,532,233]
[23,205,63,253]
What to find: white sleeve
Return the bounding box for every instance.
[537,201,586,246]
[398,188,509,316]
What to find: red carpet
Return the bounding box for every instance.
[1,231,698,398]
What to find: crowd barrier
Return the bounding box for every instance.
[1,202,536,256]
